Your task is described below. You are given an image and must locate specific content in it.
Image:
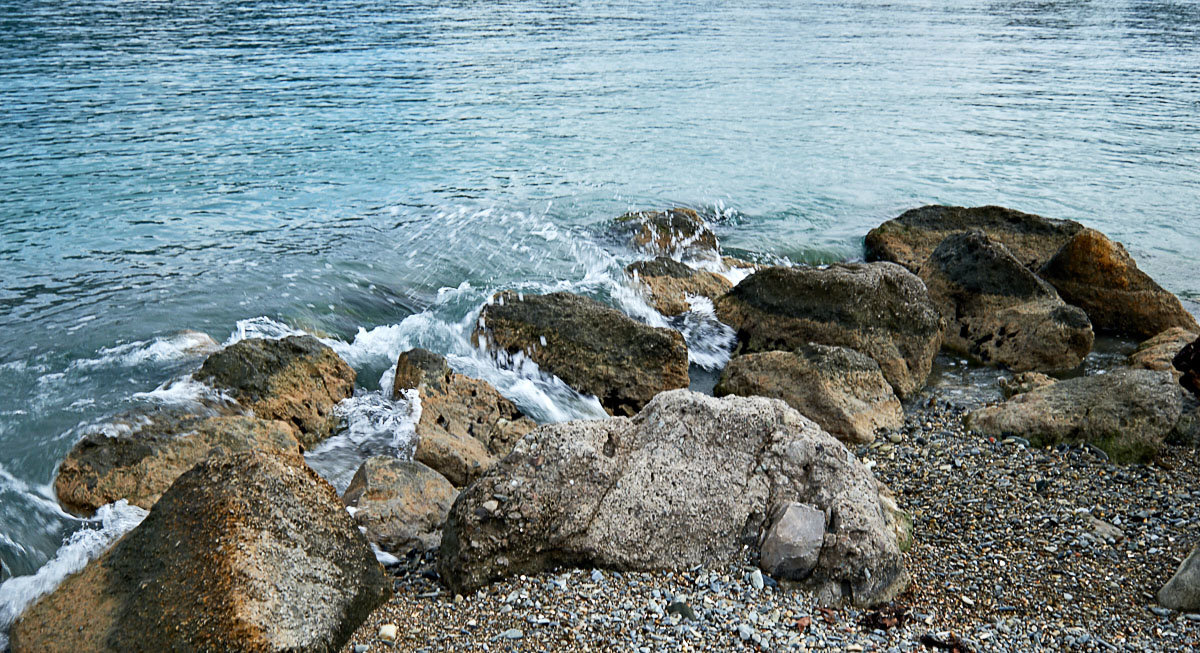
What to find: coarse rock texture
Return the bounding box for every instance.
[759,503,826,581]
[713,344,902,444]
[11,451,390,653]
[1159,546,1200,612]
[196,335,356,447]
[614,207,718,257]
[625,257,733,316]
[1128,327,1198,380]
[473,292,689,416]
[920,231,1094,372]
[438,390,909,608]
[54,413,302,516]
[1039,228,1199,339]
[392,348,536,487]
[967,369,1183,463]
[713,263,942,398]
[1174,334,1200,399]
[998,371,1057,398]
[864,205,1084,274]
[343,457,458,554]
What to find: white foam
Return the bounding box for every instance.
[69,331,219,371]
[673,296,737,371]
[130,376,236,413]
[224,316,309,345]
[304,389,421,494]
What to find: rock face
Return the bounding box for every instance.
[1174,335,1200,399]
[438,390,909,608]
[759,503,826,581]
[1128,327,1198,380]
[714,344,902,444]
[197,335,356,447]
[393,348,536,487]
[54,413,302,516]
[1039,228,1198,339]
[474,292,690,416]
[998,371,1056,399]
[967,369,1182,463]
[614,208,718,257]
[626,257,732,316]
[343,457,458,554]
[865,205,1083,274]
[714,264,942,398]
[12,451,390,653]
[1159,546,1200,612]
[920,231,1093,372]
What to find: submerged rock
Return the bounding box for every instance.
[196,335,356,447]
[474,291,689,416]
[1039,228,1198,339]
[343,457,457,554]
[920,231,1093,372]
[714,263,942,398]
[626,257,732,316]
[614,208,718,257]
[714,344,902,444]
[12,451,390,653]
[1128,327,1198,380]
[1159,546,1200,612]
[439,390,909,608]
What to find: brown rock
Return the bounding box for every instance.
[343,457,458,554]
[1128,327,1198,380]
[626,257,732,316]
[998,371,1057,398]
[614,208,718,257]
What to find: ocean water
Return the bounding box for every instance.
[1,0,1199,637]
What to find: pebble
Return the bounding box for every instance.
[750,569,764,590]
[377,624,397,642]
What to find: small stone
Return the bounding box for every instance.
[888,433,903,444]
[378,624,398,642]
[497,628,523,640]
[750,569,764,590]
[667,601,697,621]
[738,624,754,641]
[354,646,369,653]
[590,569,604,582]
[482,500,499,513]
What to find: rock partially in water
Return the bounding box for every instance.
[998,371,1057,399]
[1039,228,1199,339]
[343,457,458,554]
[714,263,942,398]
[1128,327,1197,381]
[614,208,718,258]
[1159,545,1200,612]
[920,231,1093,372]
[967,369,1182,463]
[625,257,732,316]
[12,451,390,653]
[714,344,902,444]
[474,291,689,416]
[439,390,908,608]
[197,335,356,447]
[54,413,302,516]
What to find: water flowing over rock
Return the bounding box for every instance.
[1039,228,1198,339]
[11,451,390,653]
[714,344,902,444]
[196,335,356,447]
[1159,546,1200,612]
[438,390,909,608]
[967,369,1182,463]
[713,263,942,398]
[473,292,690,416]
[920,231,1093,372]
[392,348,536,487]
[614,208,718,258]
[54,413,301,516]
[626,257,732,316]
[343,457,457,554]
[1128,327,1198,381]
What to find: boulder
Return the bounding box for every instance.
[998,371,1056,399]
[473,292,690,416]
[11,451,390,653]
[713,263,942,398]
[1128,327,1198,380]
[714,344,902,444]
[1039,228,1198,339]
[626,257,732,316]
[54,413,302,516]
[393,348,536,487]
[343,457,458,554]
[1159,546,1200,612]
[920,231,1093,372]
[759,503,825,581]
[967,369,1182,463]
[614,208,718,257]
[196,335,356,447]
[438,390,909,608]
[1175,335,1200,398]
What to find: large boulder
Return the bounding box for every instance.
[1128,327,1198,381]
[343,457,457,554]
[473,292,690,416]
[714,344,902,444]
[1039,228,1198,339]
[54,413,302,516]
[438,390,909,608]
[865,205,1083,274]
[1174,334,1200,399]
[1160,546,1200,612]
[966,369,1183,463]
[614,208,718,257]
[713,263,942,398]
[393,348,536,487]
[626,257,732,316]
[11,451,390,653]
[920,231,1093,372]
[196,335,356,447]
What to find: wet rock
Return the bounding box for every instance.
[1173,335,1200,399]
[714,344,902,444]
[614,208,718,257]
[54,413,301,516]
[392,348,536,487]
[473,292,689,416]
[967,369,1182,462]
[998,371,1056,398]
[439,390,908,608]
[1039,228,1198,339]
[759,502,825,581]
[11,451,390,653]
[625,257,732,316]
[1129,327,1198,380]
[343,457,458,554]
[1159,546,1200,612]
[920,231,1093,372]
[196,335,356,447]
[714,263,942,398]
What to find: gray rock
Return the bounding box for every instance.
[750,568,764,590]
[1085,515,1124,543]
[759,503,826,581]
[1159,546,1200,612]
[343,457,458,554]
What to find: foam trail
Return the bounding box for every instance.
[69,331,219,371]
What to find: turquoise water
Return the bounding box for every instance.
[2,0,1199,608]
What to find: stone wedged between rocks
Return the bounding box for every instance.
[614,207,718,258]
[625,257,732,316]
[1159,545,1200,612]
[344,457,458,554]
